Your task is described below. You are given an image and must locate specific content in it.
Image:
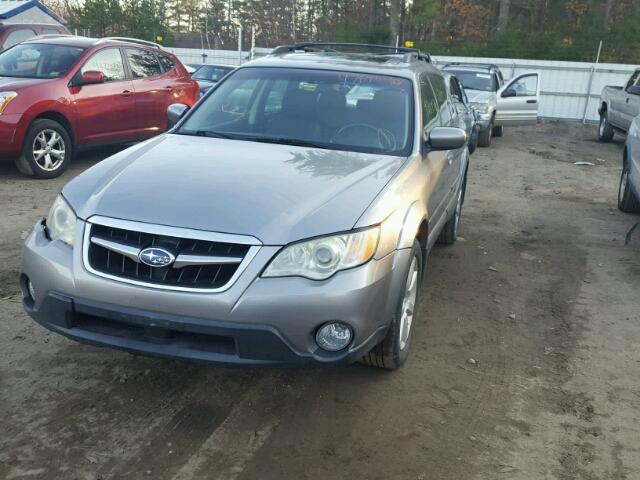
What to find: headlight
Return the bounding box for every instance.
[46,195,76,246]
[263,227,380,280]
[0,91,17,115]
[471,102,490,114]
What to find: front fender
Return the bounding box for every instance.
[397,201,427,251]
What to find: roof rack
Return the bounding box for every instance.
[100,37,162,49]
[30,34,75,40]
[271,42,431,63]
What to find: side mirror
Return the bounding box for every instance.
[426,127,467,151]
[80,70,105,85]
[502,88,517,98]
[167,103,189,127]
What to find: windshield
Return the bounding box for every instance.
[0,43,84,79]
[178,67,414,156]
[193,65,234,82]
[446,69,497,92]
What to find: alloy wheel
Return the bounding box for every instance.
[32,129,66,172]
[398,257,419,351]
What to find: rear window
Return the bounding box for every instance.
[179,67,415,157]
[159,54,175,72]
[0,43,84,79]
[126,48,162,78]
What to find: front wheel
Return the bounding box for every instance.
[438,179,465,245]
[477,121,493,147]
[360,240,423,370]
[618,162,640,213]
[468,127,479,155]
[598,112,614,143]
[15,119,73,179]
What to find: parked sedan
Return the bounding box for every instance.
[619,115,640,213]
[0,36,199,178]
[190,63,235,95]
[444,73,479,154]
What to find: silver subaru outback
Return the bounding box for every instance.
[21,43,469,369]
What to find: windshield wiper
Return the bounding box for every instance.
[178,130,236,139]
[235,136,328,149]
[177,130,327,149]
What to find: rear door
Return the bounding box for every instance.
[496,72,540,126]
[71,47,138,144]
[125,48,171,134]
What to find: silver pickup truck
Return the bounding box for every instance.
[598,68,640,142]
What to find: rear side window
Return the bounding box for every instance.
[42,28,63,35]
[2,29,36,50]
[419,75,439,129]
[429,74,455,125]
[159,55,175,72]
[126,48,162,78]
[81,48,125,82]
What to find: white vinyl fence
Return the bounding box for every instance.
[168,47,637,123]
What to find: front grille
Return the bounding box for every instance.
[86,223,252,290]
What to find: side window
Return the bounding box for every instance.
[159,55,175,72]
[126,48,162,78]
[429,74,454,125]
[81,48,125,82]
[42,28,62,35]
[2,29,36,50]
[449,78,463,103]
[508,74,538,97]
[419,74,439,129]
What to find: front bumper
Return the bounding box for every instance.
[0,113,23,158]
[21,220,411,366]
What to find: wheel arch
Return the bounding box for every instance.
[32,111,75,146]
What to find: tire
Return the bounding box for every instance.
[598,112,614,143]
[492,125,503,137]
[468,128,478,155]
[618,160,640,213]
[477,121,493,147]
[360,240,423,370]
[437,178,465,245]
[15,119,73,179]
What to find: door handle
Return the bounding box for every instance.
[526,99,537,104]
[627,98,630,104]
[121,90,132,97]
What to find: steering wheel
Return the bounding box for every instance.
[332,124,397,151]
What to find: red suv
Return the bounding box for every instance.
[0,36,199,178]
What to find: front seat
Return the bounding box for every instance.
[267,89,320,141]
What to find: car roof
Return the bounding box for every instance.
[443,63,500,73]
[244,51,439,80]
[23,35,168,51]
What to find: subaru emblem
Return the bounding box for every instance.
[139,247,175,268]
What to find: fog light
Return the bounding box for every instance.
[316,322,352,352]
[27,280,36,302]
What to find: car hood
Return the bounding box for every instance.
[465,90,496,104]
[0,76,53,90]
[63,134,405,245]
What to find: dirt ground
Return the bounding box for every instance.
[0,122,639,480]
